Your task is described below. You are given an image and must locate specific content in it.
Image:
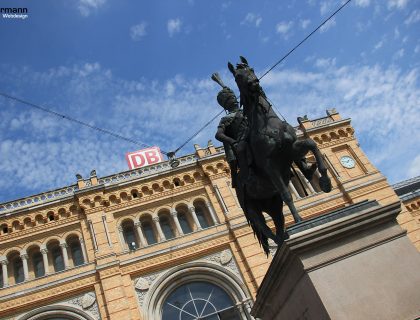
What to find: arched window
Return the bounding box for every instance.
[32,252,45,278]
[69,241,84,266]
[160,215,175,240]
[178,212,192,234]
[142,221,157,245]
[162,281,241,320]
[13,257,24,284]
[122,222,138,250]
[195,206,213,229]
[52,246,65,272]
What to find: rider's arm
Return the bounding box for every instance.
[215,122,236,145]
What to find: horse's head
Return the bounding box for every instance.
[228,56,261,98]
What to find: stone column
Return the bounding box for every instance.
[0,257,8,287]
[153,216,166,242]
[79,238,88,264]
[59,242,70,269]
[40,246,50,275]
[117,226,127,251]
[299,172,315,194]
[289,181,300,199]
[189,207,202,230]
[170,210,184,236]
[205,201,218,225]
[134,221,147,247]
[20,253,29,281]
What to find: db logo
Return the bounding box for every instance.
[126,147,164,170]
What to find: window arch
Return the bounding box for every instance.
[16,304,97,320]
[162,281,241,320]
[11,255,24,284]
[67,236,84,267]
[143,262,252,320]
[178,211,193,234]
[121,220,138,250]
[159,213,175,240]
[194,203,214,229]
[48,241,64,272]
[141,217,157,245]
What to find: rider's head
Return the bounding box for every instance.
[217,87,239,112]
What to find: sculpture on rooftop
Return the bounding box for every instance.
[213,57,332,254]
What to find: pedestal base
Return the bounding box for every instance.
[251,200,420,320]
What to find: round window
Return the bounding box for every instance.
[161,281,242,320]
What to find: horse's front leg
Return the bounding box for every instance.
[293,139,332,193]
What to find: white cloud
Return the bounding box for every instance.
[261,63,420,184]
[373,37,386,51]
[314,57,336,68]
[276,21,293,39]
[320,18,336,33]
[407,154,420,178]
[241,13,262,27]
[355,0,370,7]
[394,27,400,39]
[1,61,419,200]
[405,10,420,25]
[320,1,333,15]
[393,48,405,60]
[167,18,182,37]
[387,0,409,9]
[130,22,148,41]
[78,0,106,17]
[300,19,311,29]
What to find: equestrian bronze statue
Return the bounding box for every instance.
[212,57,332,254]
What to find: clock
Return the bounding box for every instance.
[340,156,355,169]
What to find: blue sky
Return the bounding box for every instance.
[0,0,419,202]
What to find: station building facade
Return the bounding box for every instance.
[0,110,418,320]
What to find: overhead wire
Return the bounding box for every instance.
[0,0,353,159]
[258,0,352,80]
[0,92,163,153]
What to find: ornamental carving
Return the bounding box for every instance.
[219,249,232,265]
[135,277,150,291]
[81,292,96,309]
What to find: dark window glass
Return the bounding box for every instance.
[0,266,3,287]
[162,282,241,320]
[143,222,157,245]
[13,258,24,283]
[195,207,211,228]
[52,247,65,272]
[160,216,174,240]
[178,212,192,234]
[33,252,45,278]
[123,225,138,250]
[70,242,84,266]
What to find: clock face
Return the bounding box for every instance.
[340,156,355,168]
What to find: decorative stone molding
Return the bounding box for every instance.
[12,292,100,320]
[132,248,243,313]
[135,277,150,291]
[219,249,232,265]
[81,292,96,309]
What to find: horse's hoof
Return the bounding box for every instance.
[303,163,317,181]
[293,215,303,223]
[319,175,332,193]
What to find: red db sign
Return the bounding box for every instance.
[126,147,164,170]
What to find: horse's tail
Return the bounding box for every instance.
[243,196,270,256]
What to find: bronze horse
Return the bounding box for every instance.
[226,57,332,253]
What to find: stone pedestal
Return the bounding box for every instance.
[251,200,420,320]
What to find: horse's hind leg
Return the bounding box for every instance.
[292,138,332,193]
[263,162,302,223]
[265,197,288,245]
